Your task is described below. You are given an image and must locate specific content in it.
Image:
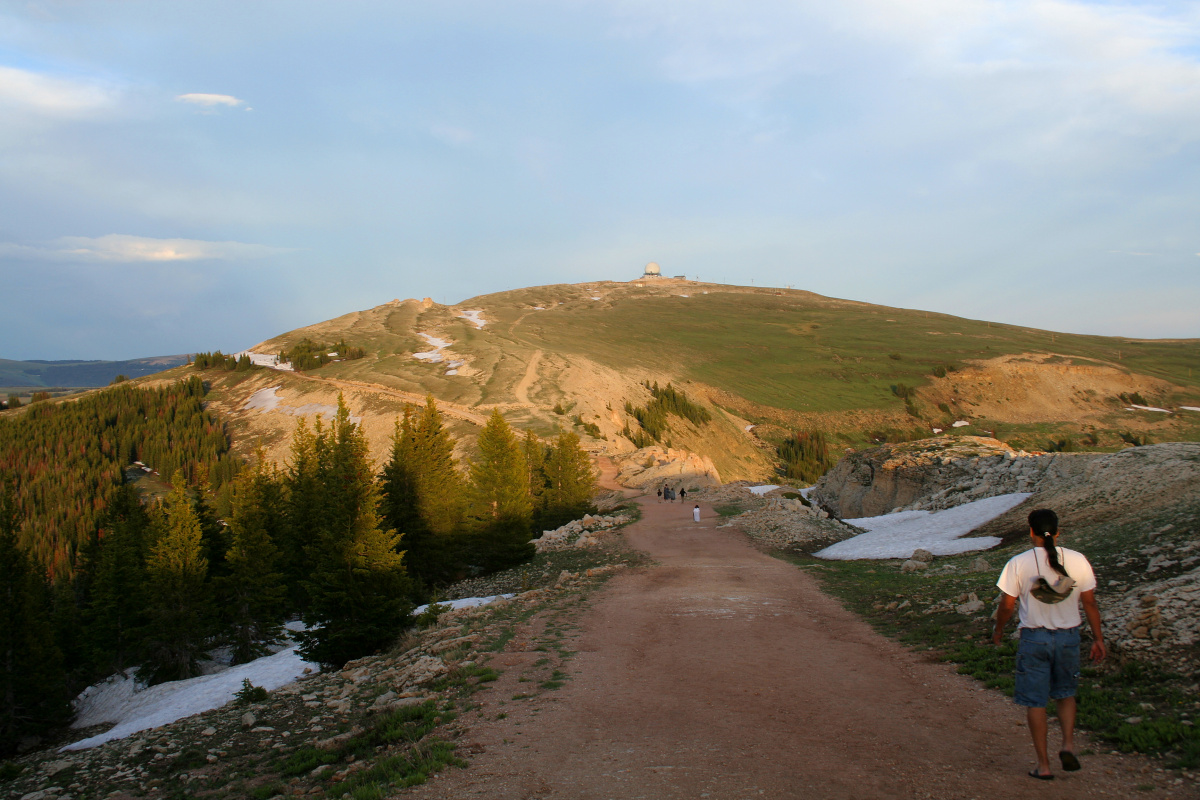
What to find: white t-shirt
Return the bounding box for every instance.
[996,547,1097,630]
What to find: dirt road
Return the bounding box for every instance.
[409,496,1194,799]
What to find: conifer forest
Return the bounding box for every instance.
[0,377,596,755]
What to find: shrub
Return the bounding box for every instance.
[235,679,269,705]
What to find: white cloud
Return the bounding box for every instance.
[176,92,246,109]
[0,65,116,115]
[0,234,289,263]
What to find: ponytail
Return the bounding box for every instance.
[1029,508,1069,577]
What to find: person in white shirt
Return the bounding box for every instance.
[993,508,1107,780]
[692,504,701,523]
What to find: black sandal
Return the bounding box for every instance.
[1028,769,1054,780]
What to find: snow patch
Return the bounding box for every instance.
[1126,405,1171,413]
[747,485,781,496]
[458,309,486,328]
[64,646,319,751]
[233,351,294,371]
[1182,406,1200,412]
[744,424,755,432]
[815,492,1032,560]
[413,333,452,363]
[242,387,361,423]
[413,594,515,616]
[952,420,970,428]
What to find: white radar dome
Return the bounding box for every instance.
[643,262,661,276]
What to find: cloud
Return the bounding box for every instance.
[0,234,289,263]
[0,65,116,115]
[176,92,248,110]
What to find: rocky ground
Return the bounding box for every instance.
[2,542,639,800]
[688,481,861,553]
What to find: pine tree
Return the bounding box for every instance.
[219,454,286,664]
[86,484,151,675]
[467,412,534,571]
[380,410,432,592]
[139,473,211,684]
[280,416,325,612]
[193,473,230,580]
[523,429,547,512]
[542,430,598,529]
[471,410,533,524]
[401,397,468,583]
[412,397,466,537]
[298,396,412,668]
[0,481,70,755]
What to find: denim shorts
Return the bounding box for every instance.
[1013,626,1081,708]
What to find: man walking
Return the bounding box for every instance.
[992,508,1106,780]
[692,504,701,523]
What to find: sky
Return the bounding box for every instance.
[2,0,1198,360]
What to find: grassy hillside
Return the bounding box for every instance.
[196,279,1200,479]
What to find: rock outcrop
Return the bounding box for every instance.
[615,446,721,490]
[811,436,1082,519]
[532,513,631,552]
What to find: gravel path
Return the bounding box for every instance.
[405,489,1194,799]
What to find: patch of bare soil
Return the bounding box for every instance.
[924,352,1178,425]
[407,495,1191,800]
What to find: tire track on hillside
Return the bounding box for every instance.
[281,372,490,426]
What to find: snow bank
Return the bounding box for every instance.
[815,492,1032,560]
[64,646,319,751]
[1127,405,1171,413]
[242,387,361,424]
[747,485,781,496]
[413,333,452,363]
[952,420,970,428]
[413,594,515,616]
[1182,407,1200,412]
[458,309,486,328]
[233,351,294,371]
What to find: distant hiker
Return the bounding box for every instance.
[992,509,1106,781]
[667,487,676,503]
[692,504,701,523]
[657,486,663,503]
[680,487,687,501]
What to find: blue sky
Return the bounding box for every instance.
[2,0,1198,359]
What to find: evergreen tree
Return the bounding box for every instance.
[412,397,467,537]
[523,429,547,512]
[298,396,412,668]
[468,410,534,571]
[542,430,598,529]
[0,481,70,755]
[280,416,325,612]
[379,410,432,593]
[86,484,151,675]
[471,410,533,523]
[400,397,468,583]
[139,473,211,684]
[193,473,230,580]
[219,454,286,664]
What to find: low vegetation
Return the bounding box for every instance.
[782,506,1200,769]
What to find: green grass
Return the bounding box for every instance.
[782,499,1200,770]
[250,282,1200,448]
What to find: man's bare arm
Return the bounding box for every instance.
[992,592,1017,645]
[1080,589,1107,663]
